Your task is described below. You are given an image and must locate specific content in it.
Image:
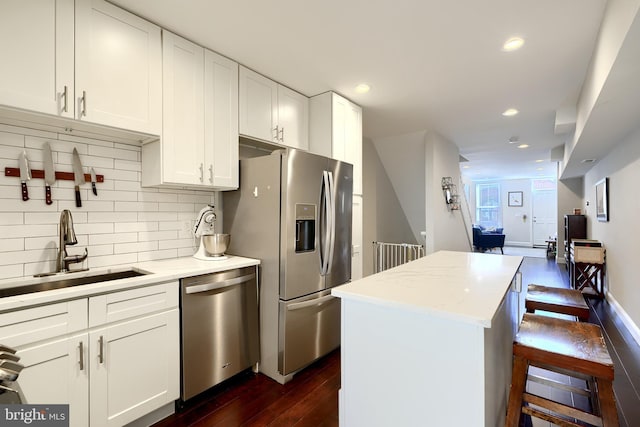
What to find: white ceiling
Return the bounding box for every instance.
[111,0,607,181]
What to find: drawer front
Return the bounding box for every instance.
[89,281,178,327]
[0,299,88,348]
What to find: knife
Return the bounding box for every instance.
[90,168,98,196]
[72,148,84,208]
[18,150,31,201]
[43,142,55,205]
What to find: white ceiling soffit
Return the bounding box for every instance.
[110,0,606,181]
[561,6,640,179]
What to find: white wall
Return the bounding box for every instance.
[556,176,583,263]
[371,131,426,244]
[362,138,416,277]
[468,178,557,247]
[0,125,216,279]
[582,127,640,342]
[425,131,469,253]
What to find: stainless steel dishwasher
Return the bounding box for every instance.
[180,265,259,401]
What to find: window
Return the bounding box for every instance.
[476,183,501,227]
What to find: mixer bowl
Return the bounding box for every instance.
[202,234,230,257]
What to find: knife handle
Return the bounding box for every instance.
[75,186,82,208]
[21,182,29,201]
[45,185,52,205]
[91,182,97,196]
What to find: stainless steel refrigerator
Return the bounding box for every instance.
[223,148,352,384]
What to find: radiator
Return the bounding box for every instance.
[373,241,425,273]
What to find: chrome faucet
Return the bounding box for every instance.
[56,210,88,273]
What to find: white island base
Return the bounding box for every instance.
[332,251,524,427]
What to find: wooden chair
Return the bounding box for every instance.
[505,313,619,426]
[525,284,590,321]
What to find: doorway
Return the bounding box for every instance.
[531,180,557,247]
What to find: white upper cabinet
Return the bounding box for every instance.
[204,49,239,189]
[239,66,309,150]
[142,30,238,190]
[160,30,205,186]
[75,0,162,135]
[0,0,75,118]
[0,0,161,137]
[310,92,363,194]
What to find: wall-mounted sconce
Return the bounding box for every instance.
[441,177,460,211]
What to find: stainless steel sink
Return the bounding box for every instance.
[0,269,150,298]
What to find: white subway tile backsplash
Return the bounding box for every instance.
[74,223,114,235]
[114,180,142,192]
[89,253,138,269]
[0,264,24,280]
[0,212,24,225]
[138,212,178,222]
[24,237,57,251]
[0,224,57,238]
[0,131,25,147]
[138,230,177,242]
[138,249,177,262]
[0,125,217,279]
[1,238,25,252]
[89,232,138,246]
[114,241,158,254]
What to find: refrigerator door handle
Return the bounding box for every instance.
[286,294,337,311]
[320,171,332,275]
[326,171,336,273]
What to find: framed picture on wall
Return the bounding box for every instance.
[508,191,523,207]
[595,177,609,222]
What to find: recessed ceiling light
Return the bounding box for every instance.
[535,159,544,163]
[536,167,543,171]
[508,136,519,144]
[502,108,519,117]
[581,158,596,163]
[517,144,529,149]
[355,83,370,94]
[462,165,470,169]
[503,37,525,52]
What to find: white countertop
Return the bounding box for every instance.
[332,250,523,328]
[0,255,260,312]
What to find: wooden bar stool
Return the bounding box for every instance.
[526,284,590,321]
[505,313,619,426]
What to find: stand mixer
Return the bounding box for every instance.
[193,204,229,260]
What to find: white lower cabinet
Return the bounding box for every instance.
[17,334,89,427]
[0,281,179,427]
[89,309,179,427]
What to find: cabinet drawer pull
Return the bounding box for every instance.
[209,165,213,183]
[279,127,284,142]
[98,336,104,364]
[62,86,69,113]
[78,341,84,371]
[272,126,279,140]
[199,163,204,182]
[81,91,87,117]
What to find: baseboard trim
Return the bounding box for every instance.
[504,242,532,247]
[606,291,640,347]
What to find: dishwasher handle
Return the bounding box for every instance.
[185,273,256,294]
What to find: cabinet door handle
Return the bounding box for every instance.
[279,127,284,142]
[98,335,104,364]
[81,91,87,117]
[272,126,279,140]
[199,163,204,182]
[62,86,69,113]
[78,341,84,371]
[209,164,213,183]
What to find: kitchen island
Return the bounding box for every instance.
[332,250,523,427]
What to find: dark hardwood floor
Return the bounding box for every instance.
[154,256,640,426]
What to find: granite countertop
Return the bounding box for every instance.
[331,250,523,328]
[0,255,260,312]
